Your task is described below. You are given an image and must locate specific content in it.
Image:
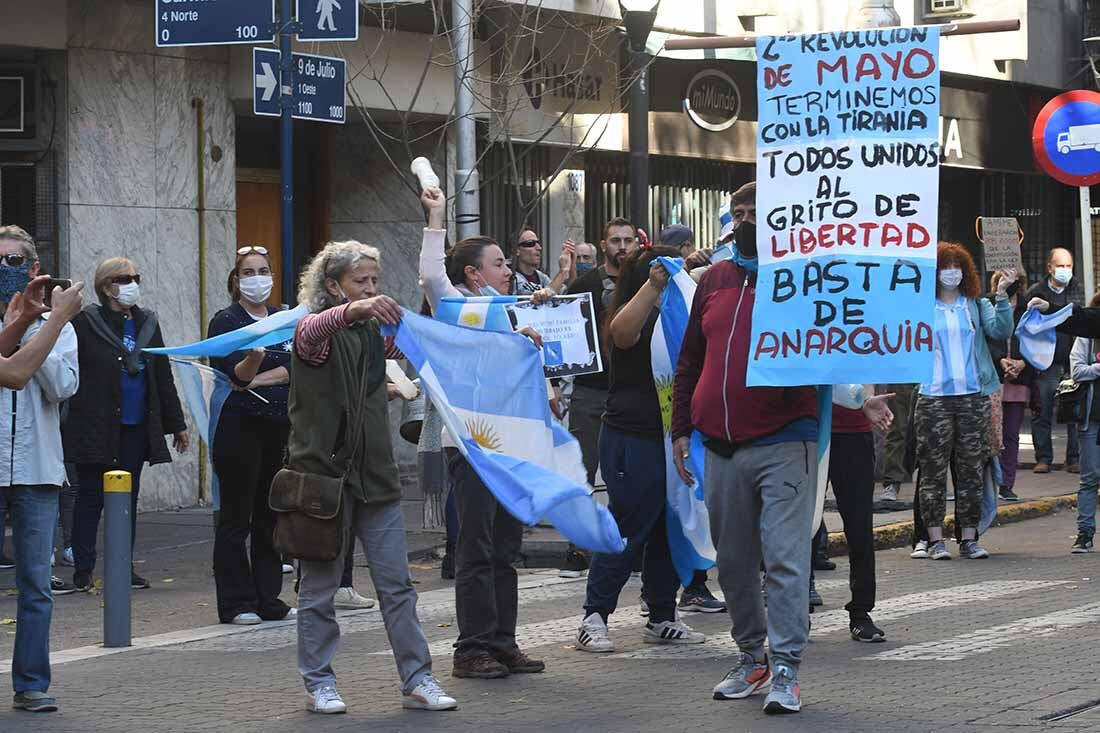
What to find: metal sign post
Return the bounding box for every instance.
[279,0,295,302]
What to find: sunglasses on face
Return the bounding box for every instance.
[237,246,269,256]
[0,254,32,267]
[517,239,541,248]
[110,274,141,285]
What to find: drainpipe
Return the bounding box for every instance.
[851,0,902,28]
[192,97,208,506]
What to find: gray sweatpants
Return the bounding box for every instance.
[297,496,432,695]
[705,440,816,673]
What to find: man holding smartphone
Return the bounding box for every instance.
[0,225,83,713]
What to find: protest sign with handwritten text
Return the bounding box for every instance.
[749,27,940,387]
[979,217,1022,271]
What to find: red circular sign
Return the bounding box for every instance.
[1032,90,1100,187]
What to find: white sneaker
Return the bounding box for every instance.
[231,612,262,625]
[307,685,347,714]
[910,540,929,559]
[644,618,705,645]
[576,613,614,653]
[60,547,75,567]
[402,674,458,711]
[282,563,294,574]
[284,608,298,619]
[928,540,952,560]
[333,586,376,610]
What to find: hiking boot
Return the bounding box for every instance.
[1067,463,1081,474]
[713,652,771,700]
[763,664,802,714]
[558,549,590,579]
[1033,463,1051,474]
[493,648,545,673]
[1071,533,1094,554]
[452,652,509,679]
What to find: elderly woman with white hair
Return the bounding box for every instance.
[289,240,457,715]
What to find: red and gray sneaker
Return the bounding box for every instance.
[763,664,801,714]
[713,652,771,700]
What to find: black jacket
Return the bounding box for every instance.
[985,293,1035,388]
[1025,277,1085,370]
[63,305,187,467]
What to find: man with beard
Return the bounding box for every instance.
[558,218,638,578]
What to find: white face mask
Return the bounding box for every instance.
[938,267,963,290]
[115,282,140,307]
[239,275,273,304]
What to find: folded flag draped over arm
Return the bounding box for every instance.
[144,305,308,357]
[1015,304,1074,371]
[383,309,625,554]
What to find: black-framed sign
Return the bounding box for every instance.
[504,293,602,378]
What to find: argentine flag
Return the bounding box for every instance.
[654,258,716,585]
[1016,304,1074,371]
[434,296,517,332]
[384,309,625,554]
[145,305,308,357]
[171,359,230,511]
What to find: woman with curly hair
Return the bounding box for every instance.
[914,243,1014,560]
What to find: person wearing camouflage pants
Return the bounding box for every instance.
[915,394,990,532]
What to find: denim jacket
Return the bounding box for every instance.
[967,296,1013,397]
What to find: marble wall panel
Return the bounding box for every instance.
[68,0,228,63]
[68,48,156,208]
[67,204,156,299]
[190,60,236,212]
[155,208,202,348]
[203,210,238,318]
[154,55,196,210]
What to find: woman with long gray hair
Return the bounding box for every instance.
[289,240,456,715]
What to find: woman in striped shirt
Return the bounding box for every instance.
[914,243,1014,561]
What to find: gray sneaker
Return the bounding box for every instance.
[928,540,952,560]
[763,664,801,714]
[880,483,900,502]
[960,540,990,559]
[13,691,58,713]
[712,652,771,700]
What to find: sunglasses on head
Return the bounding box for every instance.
[237,246,269,256]
[517,239,541,248]
[110,274,141,285]
[0,254,32,267]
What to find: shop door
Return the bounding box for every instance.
[235,169,282,305]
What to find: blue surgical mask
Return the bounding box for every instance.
[576,262,595,276]
[732,243,758,273]
[0,263,33,303]
[480,283,502,297]
[1053,267,1073,286]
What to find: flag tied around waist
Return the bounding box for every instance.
[144,305,308,357]
[1015,304,1074,371]
[653,257,716,585]
[383,309,625,554]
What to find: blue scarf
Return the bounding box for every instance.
[732,243,758,273]
[0,263,32,303]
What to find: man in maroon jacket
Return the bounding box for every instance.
[671,183,889,715]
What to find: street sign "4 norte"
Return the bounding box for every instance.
[156,0,276,47]
[253,48,346,125]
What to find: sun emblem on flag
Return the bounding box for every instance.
[655,375,674,433]
[466,417,503,451]
[460,312,484,328]
[281,339,293,352]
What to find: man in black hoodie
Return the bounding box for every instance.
[1025,248,1085,474]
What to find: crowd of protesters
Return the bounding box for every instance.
[3,177,1099,719]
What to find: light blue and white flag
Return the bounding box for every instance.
[653,257,715,585]
[435,296,517,332]
[384,310,625,554]
[145,305,308,357]
[710,243,735,264]
[171,359,230,511]
[1016,304,1074,370]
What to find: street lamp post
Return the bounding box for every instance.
[620,1,660,234]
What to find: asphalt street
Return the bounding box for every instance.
[1,506,1097,732]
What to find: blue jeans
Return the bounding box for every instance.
[2,485,59,693]
[1077,422,1099,536]
[584,426,678,623]
[1033,366,1079,466]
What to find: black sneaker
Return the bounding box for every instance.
[0,554,14,570]
[678,585,726,613]
[850,617,886,643]
[808,579,823,607]
[72,570,92,592]
[813,551,836,571]
[998,487,1020,502]
[1071,533,1094,554]
[50,576,77,596]
[131,571,151,590]
[558,549,590,579]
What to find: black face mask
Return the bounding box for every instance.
[734,220,757,258]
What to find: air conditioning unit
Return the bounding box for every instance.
[924,0,973,18]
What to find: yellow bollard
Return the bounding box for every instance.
[103,470,132,648]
